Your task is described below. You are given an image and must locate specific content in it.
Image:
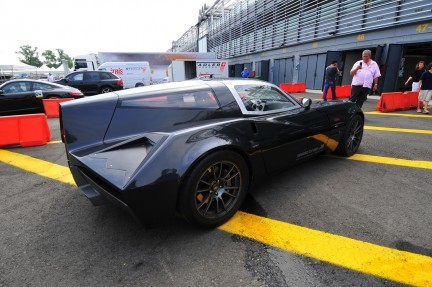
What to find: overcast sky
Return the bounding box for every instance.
[0,0,211,63]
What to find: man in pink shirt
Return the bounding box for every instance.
[349,49,381,108]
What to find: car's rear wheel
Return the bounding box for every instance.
[335,114,364,157]
[100,87,113,93]
[179,150,249,228]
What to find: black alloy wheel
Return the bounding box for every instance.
[179,150,249,227]
[336,114,364,157]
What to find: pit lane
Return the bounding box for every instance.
[0,95,431,286]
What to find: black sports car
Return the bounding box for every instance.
[0,79,83,116]
[60,79,364,227]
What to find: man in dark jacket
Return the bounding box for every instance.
[323,60,340,101]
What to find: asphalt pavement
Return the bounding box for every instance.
[0,91,431,286]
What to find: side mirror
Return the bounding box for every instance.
[0,89,4,95]
[302,98,312,110]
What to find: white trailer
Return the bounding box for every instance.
[168,59,229,82]
[98,61,151,88]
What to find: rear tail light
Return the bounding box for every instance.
[68,90,84,97]
[117,79,123,86]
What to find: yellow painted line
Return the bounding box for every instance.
[364,125,432,135]
[220,211,432,287]
[0,149,75,185]
[344,154,432,170]
[2,149,432,285]
[365,111,432,118]
[48,140,62,144]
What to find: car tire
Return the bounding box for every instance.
[100,87,113,93]
[179,150,249,228]
[335,114,364,157]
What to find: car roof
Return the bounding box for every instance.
[114,78,272,95]
[0,79,74,89]
[69,70,111,73]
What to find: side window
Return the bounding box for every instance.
[67,73,83,81]
[34,83,53,90]
[234,84,297,113]
[85,72,100,81]
[121,90,219,109]
[3,82,31,93]
[100,72,113,80]
[2,83,20,93]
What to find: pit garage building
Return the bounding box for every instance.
[169,0,432,94]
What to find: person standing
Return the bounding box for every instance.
[241,67,250,78]
[416,62,432,114]
[47,73,55,82]
[349,49,381,108]
[404,61,425,91]
[323,60,341,101]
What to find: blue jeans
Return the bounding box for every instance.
[323,81,336,101]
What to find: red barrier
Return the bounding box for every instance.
[279,83,295,93]
[342,85,351,98]
[0,114,51,148]
[398,93,411,110]
[42,98,74,118]
[322,85,351,99]
[280,82,306,93]
[375,92,404,112]
[404,91,419,108]
[296,83,306,93]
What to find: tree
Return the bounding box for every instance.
[41,50,57,68]
[56,49,73,69]
[42,49,73,69]
[16,45,74,69]
[16,45,43,67]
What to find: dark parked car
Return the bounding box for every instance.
[56,71,123,95]
[60,79,364,227]
[0,79,83,116]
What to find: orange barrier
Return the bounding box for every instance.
[0,113,51,148]
[280,83,296,93]
[404,91,420,108]
[296,83,306,93]
[42,98,74,118]
[341,85,351,98]
[321,85,351,99]
[375,92,405,112]
[376,92,424,112]
[279,82,306,93]
[398,93,411,110]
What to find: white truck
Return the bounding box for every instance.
[72,52,217,84]
[72,54,99,71]
[98,62,151,88]
[168,59,229,82]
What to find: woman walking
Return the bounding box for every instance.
[405,61,425,92]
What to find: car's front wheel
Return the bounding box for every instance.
[179,151,249,228]
[335,114,364,156]
[100,86,113,93]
